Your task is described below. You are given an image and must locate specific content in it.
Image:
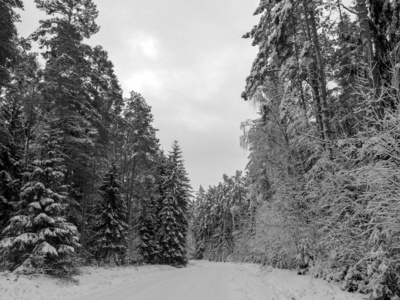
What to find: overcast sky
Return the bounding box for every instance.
[17,0,260,190]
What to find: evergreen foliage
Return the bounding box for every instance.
[90,164,128,264]
[0,119,80,275]
[0,0,193,276]
[0,0,23,88]
[192,172,248,261]
[157,142,191,266]
[1,1,399,299]
[158,168,186,265]
[0,94,23,234]
[137,187,160,264]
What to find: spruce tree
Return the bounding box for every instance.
[158,168,187,265]
[0,97,23,235]
[137,178,160,264]
[157,142,191,266]
[0,119,80,275]
[90,164,128,264]
[168,141,191,256]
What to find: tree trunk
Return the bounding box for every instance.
[356,0,382,118]
[126,156,136,228]
[80,185,88,245]
[302,0,331,150]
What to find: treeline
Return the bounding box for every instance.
[192,172,248,261]
[0,0,191,275]
[192,1,400,299]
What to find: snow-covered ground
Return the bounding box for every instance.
[0,264,175,300]
[234,263,366,300]
[0,261,366,300]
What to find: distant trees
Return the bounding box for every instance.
[192,171,248,262]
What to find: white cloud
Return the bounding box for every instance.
[138,36,159,59]
[127,34,159,60]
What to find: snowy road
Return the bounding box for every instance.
[69,261,276,300]
[1,261,364,300]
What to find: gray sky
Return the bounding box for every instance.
[17,0,260,190]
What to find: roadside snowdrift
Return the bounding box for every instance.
[234,263,366,300]
[0,264,175,300]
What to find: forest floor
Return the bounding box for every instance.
[0,260,366,300]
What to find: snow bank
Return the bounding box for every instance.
[0,264,175,300]
[234,263,366,300]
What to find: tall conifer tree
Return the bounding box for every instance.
[137,177,160,264]
[0,118,80,275]
[90,164,128,263]
[157,142,191,265]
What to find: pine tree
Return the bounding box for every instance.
[90,164,128,264]
[121,92,159,229]
[0,119,80,275]
[31,0,123,245]
[115,92,160,260]
[31,0,101,162]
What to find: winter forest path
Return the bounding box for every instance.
[70,261,276,300]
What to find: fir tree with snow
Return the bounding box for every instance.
[158,170,187,266]
[168,141,191,224]
[157,142,191,266]
[90,163,128,264]
[0,120,80,275]
[137,182,160,264]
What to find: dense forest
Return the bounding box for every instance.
[191,1,400,300]
[2,0,400,300]
[0,0,191,274]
